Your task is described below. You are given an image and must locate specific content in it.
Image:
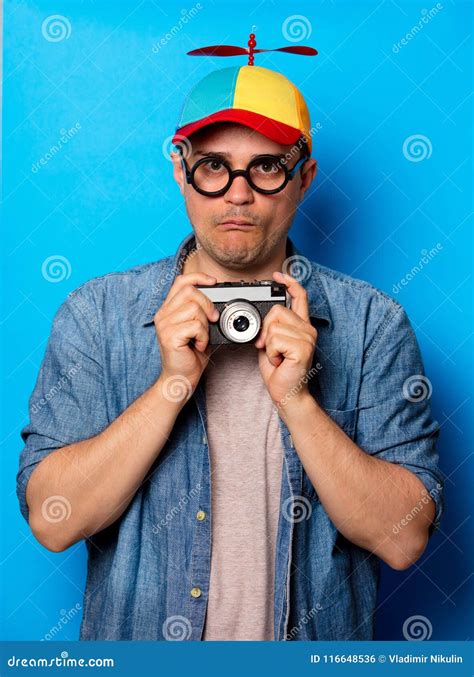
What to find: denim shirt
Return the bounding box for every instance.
[16,231,444,641]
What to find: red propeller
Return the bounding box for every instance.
[187,33,318,66]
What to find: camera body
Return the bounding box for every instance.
[196,280,289,345]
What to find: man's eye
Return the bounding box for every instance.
[255,160,281,174]
[204,159,224,172]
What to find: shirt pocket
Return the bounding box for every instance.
[301,407,358,503]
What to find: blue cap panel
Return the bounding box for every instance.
[177,66,241,126]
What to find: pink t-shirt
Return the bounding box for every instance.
[202,343,284,640]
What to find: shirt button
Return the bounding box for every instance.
[196,510,206,521]
[202,434,207,444]
[190,587,202,598]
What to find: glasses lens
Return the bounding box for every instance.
[249,157,286,191]
[193,158,230,194]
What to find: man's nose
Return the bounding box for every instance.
[223,175,255,205]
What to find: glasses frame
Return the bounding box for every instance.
[177,149,309,197]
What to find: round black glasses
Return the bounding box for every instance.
[178,151,309,197]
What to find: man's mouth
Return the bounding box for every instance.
[218,220,256,231]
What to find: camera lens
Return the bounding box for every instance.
[233,315,250,332]
[219,301,261,343]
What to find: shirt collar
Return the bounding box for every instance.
[141,232,332,327]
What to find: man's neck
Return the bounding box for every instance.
[181,238,289,283]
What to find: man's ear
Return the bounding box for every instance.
[299,158,317,201]
[171,151,185,195]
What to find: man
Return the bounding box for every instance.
[17,64,443,641]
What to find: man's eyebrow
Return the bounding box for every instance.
[193,150,286,160]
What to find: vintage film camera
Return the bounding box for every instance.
[196,280,289,345]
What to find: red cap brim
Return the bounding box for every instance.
[172,109,308,151]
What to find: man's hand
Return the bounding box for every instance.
[154,273,219,399]
[255,270,317,411]
[27,272,221,552]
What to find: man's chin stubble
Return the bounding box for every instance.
[204,234,280,269]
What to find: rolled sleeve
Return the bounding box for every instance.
[356,303,444,537]
[16,285,109,523]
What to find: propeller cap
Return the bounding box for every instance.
[171,65,314,155]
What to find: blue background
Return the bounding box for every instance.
[1,0,472,642]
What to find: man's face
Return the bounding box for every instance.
[171,123,317,270]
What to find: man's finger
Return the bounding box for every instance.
[272,271,310,322]
[166,273,217,304]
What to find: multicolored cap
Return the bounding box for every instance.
[172,33,317,155]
